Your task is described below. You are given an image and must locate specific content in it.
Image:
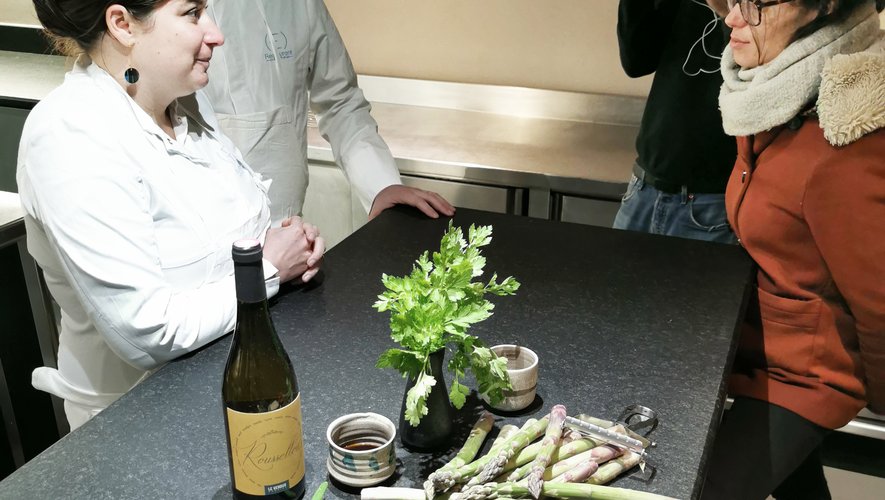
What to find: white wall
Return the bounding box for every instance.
[0,0,39,25]
[2,0,652,96]
[324,0,652,96]
[324,0,885,97]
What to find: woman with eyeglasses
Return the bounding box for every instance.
[19,0,324,430]
[700,1,883,498]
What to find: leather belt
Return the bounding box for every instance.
[632,163,688,195]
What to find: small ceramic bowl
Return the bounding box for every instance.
[326,412,397,487]
[483,344,539,412]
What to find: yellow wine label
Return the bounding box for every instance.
[226,395,305,496]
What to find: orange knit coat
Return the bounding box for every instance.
[724,46,885,429]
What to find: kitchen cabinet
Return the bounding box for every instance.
[0,194,67,480]
[555,193,622,228]
[302,161,368,250]
[302,162,528,249]
[401,174,526,216]
[0,104,29,192]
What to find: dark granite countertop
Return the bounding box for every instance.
[0,207,754,500]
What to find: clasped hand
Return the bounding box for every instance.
[263,216,325,283]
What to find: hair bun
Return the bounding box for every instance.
[32,1,83,41]
[32,1,160,54]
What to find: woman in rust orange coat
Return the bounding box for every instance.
[701,1,884,498]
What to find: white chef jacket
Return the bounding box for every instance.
[204,0,402,224]
[17,56,279,429]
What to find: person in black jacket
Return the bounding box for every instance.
[613,0,737,243]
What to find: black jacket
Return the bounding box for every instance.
[618,0,737,193]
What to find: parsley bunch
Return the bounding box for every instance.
[375,222,521,426]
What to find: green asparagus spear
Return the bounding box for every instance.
[494,426,582,478]
[467,417,550,487]
[513,443,622,486]
[587,451,643,485]
[490,424,521,453]
[548,459,600,484]
[310,482,328,500]
[431,419,540,493]
[504,422,635,484]
[450,481,676,500]
[447,412,497,470]
[503,436,600,482]
[425,412,496,498]
[526,405,568,498]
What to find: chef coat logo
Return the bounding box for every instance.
[264,32,294,62]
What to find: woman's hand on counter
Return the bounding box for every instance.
[369,184,455,220]
[264,216,324,283]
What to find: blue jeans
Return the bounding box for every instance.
[613,172,736,244]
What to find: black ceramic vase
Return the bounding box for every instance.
[399,349,453,451]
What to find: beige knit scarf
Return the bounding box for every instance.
[719,4,881,136]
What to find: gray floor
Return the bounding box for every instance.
[820,428,885,499]
[767,467,885,500]
[823,467,885,500]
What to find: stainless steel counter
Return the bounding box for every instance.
[308,75,642,204]
[2,50,640,208]
[308,100,638,194]
[0,50,67,102]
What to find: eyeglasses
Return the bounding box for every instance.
[727,0,797,26]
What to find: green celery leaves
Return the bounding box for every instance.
[375,222,521,426]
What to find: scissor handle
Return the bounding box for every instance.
[618,404,659,437]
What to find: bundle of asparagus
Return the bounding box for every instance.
[362,407,675,500]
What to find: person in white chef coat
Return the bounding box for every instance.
[203,0,455,226]
[20,0,323,430]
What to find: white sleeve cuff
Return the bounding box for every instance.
[262,258,280,299]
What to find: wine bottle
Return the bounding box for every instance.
[223,239,305,499]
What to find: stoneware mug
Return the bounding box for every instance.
[484,344,539,412]
[326,412,397,487]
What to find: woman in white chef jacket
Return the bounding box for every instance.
[20,0,323,430]
[204,0,455,225]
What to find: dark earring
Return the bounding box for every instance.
[124,67,139,84]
